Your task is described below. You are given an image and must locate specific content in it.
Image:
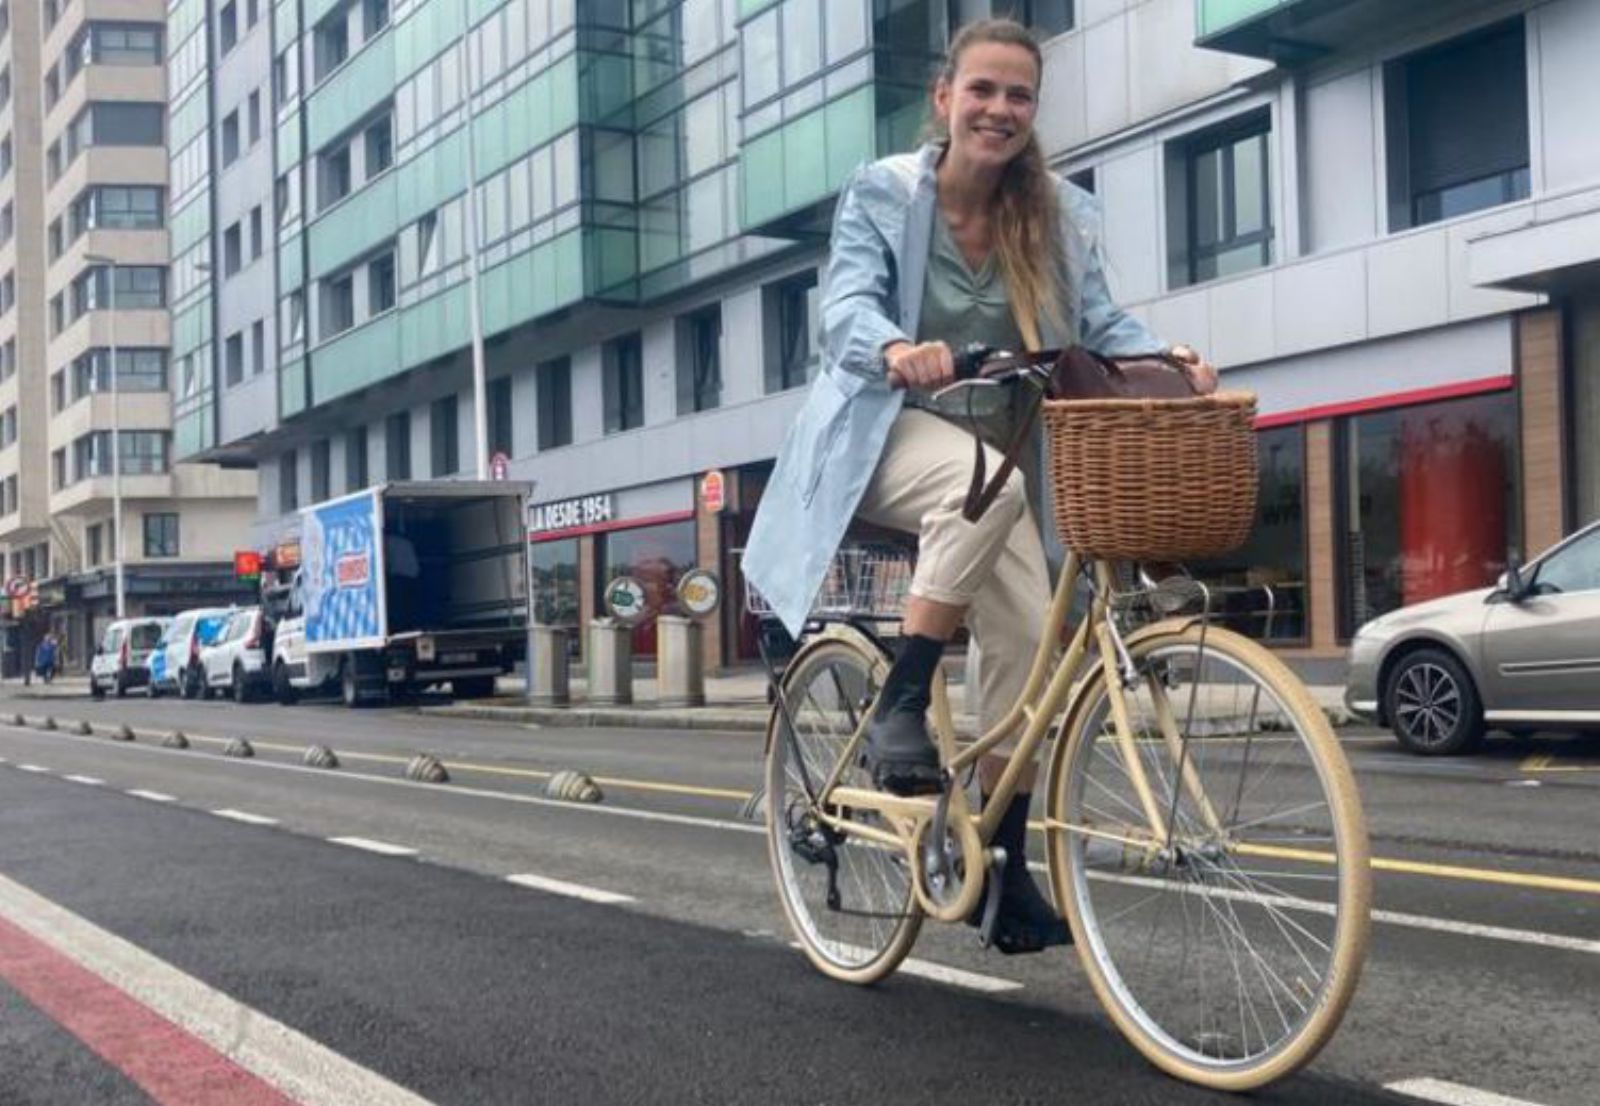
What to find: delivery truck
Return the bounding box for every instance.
[266,482,530,707]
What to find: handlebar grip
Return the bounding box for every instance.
[952,342,995,381]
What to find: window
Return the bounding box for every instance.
[71,185,164,234]
[600,520,697,655]
[82,23,163,66]
[225,331,245,385]
[248,91,261,146]
[319,143,351,209]
[677,307,722,414]
[537,358,572,449]
[368,252,395,313]
[53,449,67,491]
[415,211,440,275]
[363,0,389,38]
[251,320,266,375]
[73,266,167,314]
[285,289,306,344]
[219,2,238,53]
[71,349,167,398]
[1532,529,1600,595]
[223,222,242,276]
[767,272,819,392]
[52,370,66,412]
[247,0,260,27]
[314,13,349,81]
[221,111,241,167]
[385,411,411,479]
[1168,111,1273,288]
[87,523,103,567]
[998,0,1073,36]
[1068,167,1096,194]
[346,425,369,491]
[488,376,513,456]
[321,272,354,338]
[279,451,298,512]
[143,513,179,557]
[1336,391,1520,637]
[249,206,262,260]
[431,394,459,476]
[364,115,393,175]
[310,439,331,501]
[603,333,644,433]
[1385,20,1530,230]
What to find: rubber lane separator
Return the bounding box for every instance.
[126,789,176,803]
[1386,1076,1551,1106]
[506,873,635,905]
[0,870,434,1106]
[64,775,105,786]
[211,809,279,826]
[328,836,418,857]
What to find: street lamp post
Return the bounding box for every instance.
[459,0,490,480]
[84,254,124,619]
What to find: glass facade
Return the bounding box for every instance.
[531,536,580,629]
[1337,391,1521,637]
[1572,294,1600,529]
[600,518,697,655]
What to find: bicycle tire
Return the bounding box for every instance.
[1045,622,1370,1091]
[765,634,923,984]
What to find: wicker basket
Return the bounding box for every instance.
[1041,391,1259,562]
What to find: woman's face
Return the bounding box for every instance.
[934,41,1041,171]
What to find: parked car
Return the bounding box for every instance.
[89,618,169,700]
[1346,519,1600,754]
[150,607,235,700]
[200,607,272,703]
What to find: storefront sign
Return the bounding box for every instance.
[676,569,721,619]
[529,494,614,536]
[700,470,727,514]
[603,575,648,625]
[234,550,262,583]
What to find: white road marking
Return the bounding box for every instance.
[1385,1077,1552,1106]
[329,836,418,857]
[790,942,1021,993]
[211,809,279,826]
[17,764,49,773]
[64,775,104,786]
[126,789,176,803]
[0,870,433,1105]
[506,873,635,905]
[1073,867,1600,958]
[12,724,1600,960]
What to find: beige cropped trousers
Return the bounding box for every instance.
[856,407,1051,743]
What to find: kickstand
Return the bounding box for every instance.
[976,847,1007,949]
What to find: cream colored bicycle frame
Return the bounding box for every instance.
[806,550,1226,923]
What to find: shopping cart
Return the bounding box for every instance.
[736,544,916,697]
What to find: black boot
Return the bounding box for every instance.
[971,792,1073,955]
[863,634,944,796]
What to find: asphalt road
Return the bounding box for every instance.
[1,683,1596,1105]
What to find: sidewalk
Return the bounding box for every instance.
[427,666,1359,733]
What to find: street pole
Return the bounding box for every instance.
[459,0,490,480]
[87,254,126,618]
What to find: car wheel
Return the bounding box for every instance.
[148,682,162,700]
[341,658,362,709]
[1385,647,1485,756]
[273,662,298,706]
[90,677,105,701]
[232,664,250,705]
[181,668,200,701]
[114,673,128,699]
[451,675,496,700]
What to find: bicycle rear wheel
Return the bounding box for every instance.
[766,636,922,984]
[1045,624,1370,1090]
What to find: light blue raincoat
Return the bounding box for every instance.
[743,144,1165,636]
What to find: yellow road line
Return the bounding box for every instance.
[1238,842,1600,897]
[1520,752,1600,774]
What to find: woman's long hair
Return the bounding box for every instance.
[931,19,1065,344]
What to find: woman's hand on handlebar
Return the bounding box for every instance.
[1170,344,1219,395]
[883,340,955,391]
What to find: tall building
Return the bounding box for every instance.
[0,0,257,674]
[190,0,1598,676]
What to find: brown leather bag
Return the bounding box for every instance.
[960,346,1199,522]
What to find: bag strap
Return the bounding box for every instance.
[960,300,1054,523]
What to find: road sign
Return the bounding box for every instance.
[234,550,263,582]
[603,575,648,625]
[676,569,721,618]
[491,451,510,481]
[5,576,27,598]
[700,470,726,513]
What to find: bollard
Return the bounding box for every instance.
[527,625,570,707]
[656,616,705,708]
[587,619,632,706]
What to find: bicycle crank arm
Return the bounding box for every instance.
[975,846,1007,949]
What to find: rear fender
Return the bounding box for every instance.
[763,624,894,757]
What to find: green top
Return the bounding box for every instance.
[909,209,1025,423]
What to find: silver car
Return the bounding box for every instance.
[1345,519,1600,754]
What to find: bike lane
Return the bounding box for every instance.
[0,767,1403,1106]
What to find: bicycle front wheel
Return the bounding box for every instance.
[766,636,922,984]
[1045,624,1370,1091]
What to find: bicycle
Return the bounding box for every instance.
[760,358,1371,1092]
